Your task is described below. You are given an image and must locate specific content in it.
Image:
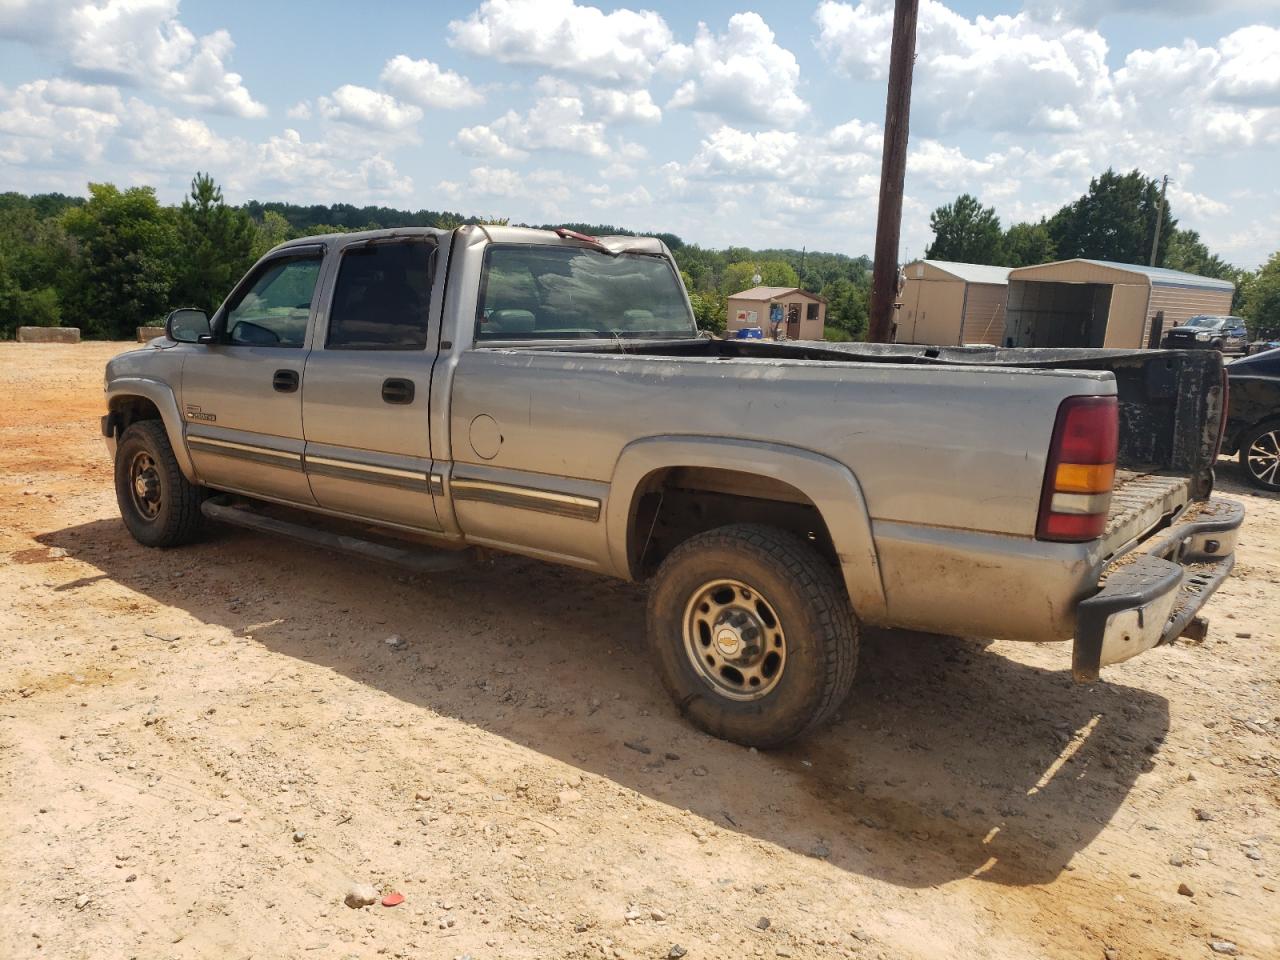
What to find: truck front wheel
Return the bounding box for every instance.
[114,420,206,547]
[646,524,858,748]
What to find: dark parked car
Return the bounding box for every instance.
[1164,315,1248,353]
[1224,348,1280,491]
[1248,337,1280,355]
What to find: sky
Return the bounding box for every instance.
[1,0,1278,268]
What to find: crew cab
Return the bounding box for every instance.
[103,226,1244,747]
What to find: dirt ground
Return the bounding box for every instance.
[1,342,1277,960]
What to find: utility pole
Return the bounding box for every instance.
[868,0,919,343]
[1149,173,1169,267]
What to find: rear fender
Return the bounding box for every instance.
[607,436,888,622]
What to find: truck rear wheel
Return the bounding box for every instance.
[114,420,206,547]
[646,524,858,748]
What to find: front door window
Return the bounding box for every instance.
[223,256,323,347]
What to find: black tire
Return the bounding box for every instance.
[114,420,206,547]
[646,523,858,748]
[1238,422,1280,492]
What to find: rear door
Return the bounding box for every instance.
[180,248,325,504]
[300,237,442,531]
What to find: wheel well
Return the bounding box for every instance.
[108,395,162,437]
[628,466,837,578]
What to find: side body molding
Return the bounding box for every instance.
[606,436,888,623]
[105,377,198,483]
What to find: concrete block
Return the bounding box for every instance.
[16,326,80,343]
[137,326,166,342]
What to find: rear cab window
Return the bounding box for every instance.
[475,244,696,342]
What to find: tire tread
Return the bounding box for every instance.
[648,523,858,746]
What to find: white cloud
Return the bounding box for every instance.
[286,101,311,120]
[0,76,412,205]
[454,94,640,159]
[380,55,485,109]
[0,78,120,168]
[908,139,997,190]
[681,126,801,181]
[0,0,267,118]
[1024,0,1269,27]
[250,129,412,201]
[453,123,529,161]
[663,13,807,127]
[816,0,1113,134]
[448,0,675,85]
[315,84,422,133]
[1208,26,1280,105]
[587,87,661,124]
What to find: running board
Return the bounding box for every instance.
[200,497,472,574]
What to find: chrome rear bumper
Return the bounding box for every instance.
[1073,497,1244,682]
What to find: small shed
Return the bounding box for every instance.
[1003,259,1235,349]
[726,286,826,340]
[895,260,1012,346]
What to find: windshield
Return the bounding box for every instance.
[1183,316,1223,329]
[476,244,696,341]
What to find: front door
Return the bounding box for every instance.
[181,249,326,504]
[786,303,801,339]
[301,238,441,531]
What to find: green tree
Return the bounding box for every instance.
[0,198,74,336]
[174,173,257,313]
[924,194,1003,264]
[720,260,799,295]
[252,209,292,258]
[62,183,179,338]
[1241,251,1280,339]
[822,277,869,340]
[689,288,727,334]
[1001,220,1056,267]
[1165,228,1248,311]
[1046,169,1176,265]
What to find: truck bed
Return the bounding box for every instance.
[536,338,1227,508]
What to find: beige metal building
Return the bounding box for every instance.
[1003,259,1235,349]
[725,287,826,340]
[894,260,1011,346]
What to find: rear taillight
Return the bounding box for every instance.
[1037,396,1119,542]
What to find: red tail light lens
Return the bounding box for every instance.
[1037,396,1119,543]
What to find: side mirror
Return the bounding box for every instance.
[165,307,211,344]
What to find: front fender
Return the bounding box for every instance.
[607,435,887,623]
[105,377,198,483]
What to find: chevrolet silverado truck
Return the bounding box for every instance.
[103,225,1244,747]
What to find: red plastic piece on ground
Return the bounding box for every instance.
[381,892,405,907]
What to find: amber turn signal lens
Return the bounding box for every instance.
[1054,462,1116,494]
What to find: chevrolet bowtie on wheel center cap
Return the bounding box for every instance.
[684,578,787,701]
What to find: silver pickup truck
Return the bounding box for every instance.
[103,225,1244,747]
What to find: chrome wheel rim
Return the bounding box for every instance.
[682,578,786,701]
[1247,430,1280,486]
[129,451,162,520]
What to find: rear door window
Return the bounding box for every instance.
[326,241,434,350]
